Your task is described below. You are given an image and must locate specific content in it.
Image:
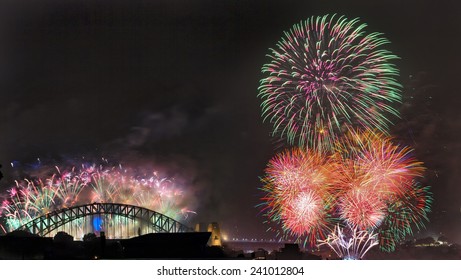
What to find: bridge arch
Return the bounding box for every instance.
[17,203,193,238]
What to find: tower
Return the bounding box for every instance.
[207,222,222,247]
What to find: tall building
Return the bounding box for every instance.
[207,222,222,247]
[195,222,222,246]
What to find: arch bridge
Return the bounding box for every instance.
[17,203,193,238]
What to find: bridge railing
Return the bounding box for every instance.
[16,202,193,237]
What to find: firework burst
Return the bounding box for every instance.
[378,182,432,252]
[279,189,336,247]
[260,147,338,245]
[52,167,86,207]
[317,224,379,260]
[338,188,387,230]
[0,163,195,234]
[259,130,432,255]
[335,130,425,199]
[258,14,401,150]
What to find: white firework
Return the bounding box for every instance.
[317,224,378,260]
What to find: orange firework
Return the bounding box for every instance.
[259,129,431,252]
[260,147,339,245]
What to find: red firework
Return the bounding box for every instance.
[260,129,431,251]
[261,147,338,244]
[280,190,330,243]
[265,148,339,200]
[339,188,387,230]
[335,130,425,199]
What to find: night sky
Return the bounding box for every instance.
[0,0,460,242]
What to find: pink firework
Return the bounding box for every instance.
[336,130,425,200]
[1,163,196,233]
[260,148,338,245]
[260,130,431,252]
[280,190,330,243]
[339,188,387,230]
[265,148,339,201]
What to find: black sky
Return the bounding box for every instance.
[0,0,460,241]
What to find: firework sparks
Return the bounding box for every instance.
[378,182,432,252]
[280,190,331,242]
[259,130,432,254]
[52,167,86,207]
[0,163,196,234]
[258,14,401,150]
[339,188,387,230]
[317,224,379,260]
[260,147,338,245]
[335,130,425,199]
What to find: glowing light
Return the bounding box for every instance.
[0,164,196,237]
[259,130,432,253]
[260,147,338,246]
[258,14,401,151]
[317,224,379,260]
